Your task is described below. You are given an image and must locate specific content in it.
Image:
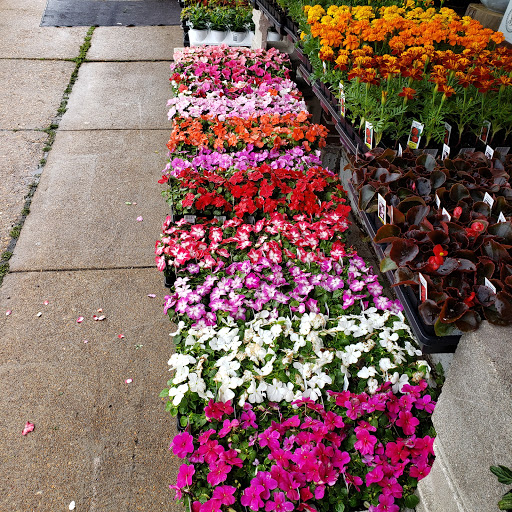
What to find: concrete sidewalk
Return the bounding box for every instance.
[0,1,184,510]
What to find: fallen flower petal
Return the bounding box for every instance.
[43,300,49,306]
[137,216,143,222]
[125,379,133,384]
[147,294,156,298]
[77,316,84,323]
[97,308,103,313]
[118,334,125,339]
[36,312,42,317]
[22,421,35,436]
[69,501,76,511]
[6,310,11,316]
[83,340,89,344]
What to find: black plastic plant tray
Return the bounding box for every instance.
[312,84,342,125]
[297,64,313,86]
[256,0,285,34]
[346,181,460,353]
[335,121,363,157]
[284,25,299,43]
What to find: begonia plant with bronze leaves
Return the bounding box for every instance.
[350,148,512,335]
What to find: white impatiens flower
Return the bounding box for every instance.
[168,383,188,406]
[390,372,409,393]
[247,379,268,403]
[188,372,213,400]
[339,344,362,366]
[245,342,267,363]
[169,320,186,337]
[168,353,197,384]
[379,358,396,374]
[357,366,377,379]
[255,356,276,376]
[367,377,379,394]
[308,372,332,389]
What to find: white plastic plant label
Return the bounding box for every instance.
[397,144,403,157]
[407,120,424,149]
[442,207,451,221]
[498,212,506,223]
[485,277,497,294]
[184,215,197,223]
[365,121,373,149]
[435,193,441,209]
[483,192,494,208]
[442,144,450,160]
[377,193,387,225]
[419,273,428,303]
[485,145,494,159]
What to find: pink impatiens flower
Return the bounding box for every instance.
[241,484,265,511]
[265,491,294,512]
[211,485,236,506]
[207,462,230,486]
[396,410,420,436]
[354,428,377,455]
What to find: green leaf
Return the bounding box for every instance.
[404,494,420,508]
[335,502,345,512]
[498,491,512,510]
[434,317,461,336]
[380,256,398,273]
[491,465,512,485]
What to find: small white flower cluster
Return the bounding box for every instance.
[166,308,431,408]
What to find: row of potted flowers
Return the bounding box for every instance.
[156,45,438,512]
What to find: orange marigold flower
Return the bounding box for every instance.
[398,87,416,100]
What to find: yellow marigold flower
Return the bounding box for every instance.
[319,45,335,60]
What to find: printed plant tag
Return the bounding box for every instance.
[444,122,452,145]
[340,91,346,117]
[435,193,441,209]
[442,207,451,220]
[184,215,196,223]
[377,193,387,224]
[419,273,428,303]
[485,277,496,294]
[397,144,403,157]
[407,120,424,149]
[485,145,494,159]
[365,121,374,149]
[479,120,491,144]
[322,61,327,74]
[441,144,450,160]
[424,149,438,158]
[483,192,494,208]
[214,215,227,223]
[498,212,506,223]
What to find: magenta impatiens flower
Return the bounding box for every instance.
[176,463,195,488]
[212,485,236,506]
[207,462,231,486]
[354,428,377,455]
[241,484,265,511]
[265,491,294,512]
[396,410,420,436]
[171,431,194,458]
[374,493,399,512]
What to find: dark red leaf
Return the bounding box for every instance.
[418,300,441,325]
[389,239,419,266]
[439,297,469,323]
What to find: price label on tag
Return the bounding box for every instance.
[444,122,452,145]
[365,121,373,149]
[419,273,428,303]
[184,215,197,223]
[485,145,494,159]
[483,192,494,208]
[498,212,506,223]
[479,120,491,144]
[485,277,496,294]
[377,194,387,224]
[442,207,451,220]
[442,144,450,160]
[407,120,424,149]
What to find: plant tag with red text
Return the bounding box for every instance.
[407,120,424,149]
[479,120,491,144]
[444,122,452,145]
[365,121,373,149]
[377,194,387,224]
[419,273,428,302]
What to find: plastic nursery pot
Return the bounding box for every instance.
[188,28,208,43]
[209,30,228,43]
[267,29,281,41]
[164,270,177,289]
